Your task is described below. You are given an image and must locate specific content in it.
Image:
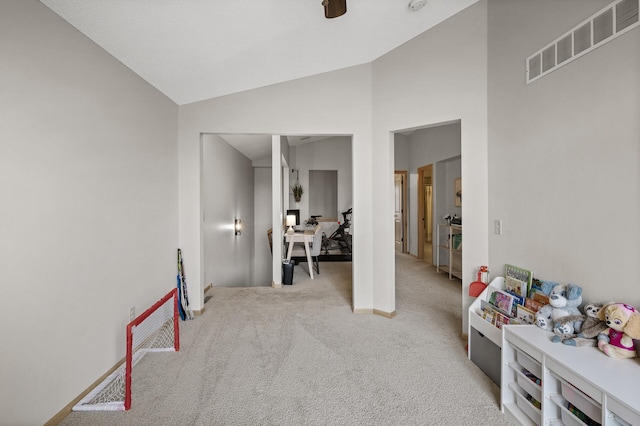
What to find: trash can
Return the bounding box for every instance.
[282,260,294,285]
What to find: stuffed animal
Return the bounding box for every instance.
[551,316,583,343]
[555,302,608,346]
[535,281,583,333]
[597,303,640,358]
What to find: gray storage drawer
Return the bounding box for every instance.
[470,326,501,386]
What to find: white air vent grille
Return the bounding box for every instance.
[594,8,614,43]
[526,0,639,84]
[574,22,592,55]
[542,45,556,72]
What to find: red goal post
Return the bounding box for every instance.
[73,289,180,411]
[125,288,180,409]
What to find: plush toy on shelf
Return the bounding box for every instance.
[553,302,608,346]
[551,317,583,343]
[597,303,640,358]
[535,281,584,334]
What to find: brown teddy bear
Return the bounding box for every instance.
[597,303,640,358]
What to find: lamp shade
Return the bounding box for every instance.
[286,215,296,227]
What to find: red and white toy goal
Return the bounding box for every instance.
[73,289,180,411]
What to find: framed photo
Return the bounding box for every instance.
[454,178,462,207]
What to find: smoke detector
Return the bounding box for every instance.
[408,0,427,12]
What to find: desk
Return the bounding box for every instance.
[285,230,315,279]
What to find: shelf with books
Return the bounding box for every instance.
[467,265,541,385]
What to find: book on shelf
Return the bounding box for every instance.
[480,300,522,329]
[525,297,545,312]
[504,264,533,297]
[526,393,541,409]
[529,278,550,305]
[481,300,506,324]
[567,403,600,426]
[531,291,550,306]
[516,304,536,324]
[494,311,511,329]
[489,289,515,316]
[505,275,528,298]
[452,234,462,250]
[506,292,525,317]
[481,309,496,325]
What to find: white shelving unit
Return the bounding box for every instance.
[467,277,506,385]
[436,224,462,279]
[502,324,640,426]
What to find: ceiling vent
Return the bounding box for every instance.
[526,0,639,84]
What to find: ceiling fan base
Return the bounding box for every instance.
[324,0,347,19]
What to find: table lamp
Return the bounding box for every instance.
[286,215,296,234]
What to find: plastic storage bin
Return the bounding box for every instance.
[516,370,541,402]
[561,381,601,422]
[516,348,541,379]
[561,409,587,426]
[469,326,501,385]
[515,390,541,424]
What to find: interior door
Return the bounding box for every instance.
[417,164,433,263]
[394,172,406,253]
[423,181,433,262]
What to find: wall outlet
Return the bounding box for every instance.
[129,307,135,321]
[494,219,502,235]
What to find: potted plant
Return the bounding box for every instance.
[291,183,304,202]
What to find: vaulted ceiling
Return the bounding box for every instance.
[40,0,479,106]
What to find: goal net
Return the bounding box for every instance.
[73,288,180,411]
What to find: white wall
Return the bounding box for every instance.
[372,1,489,325]
[487,0,640,306]
[0,1,179,424]
[254,167,273,286]
[289,136,353,222]
[394,134,410,170]
[202,134,254,287]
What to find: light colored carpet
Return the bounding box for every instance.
[60,254,508,425]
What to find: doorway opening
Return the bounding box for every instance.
[201,133,354,291]
[392,120,462,271]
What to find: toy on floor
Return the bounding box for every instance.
[552,302,608,346]
[597,303,640,358]
[535,281,583,334]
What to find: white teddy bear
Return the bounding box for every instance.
[534,281,583,334]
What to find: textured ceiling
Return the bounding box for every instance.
[39,0,479,106]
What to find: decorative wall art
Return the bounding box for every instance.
[454,178,462,207]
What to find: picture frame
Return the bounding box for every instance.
[454,178,461,207]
